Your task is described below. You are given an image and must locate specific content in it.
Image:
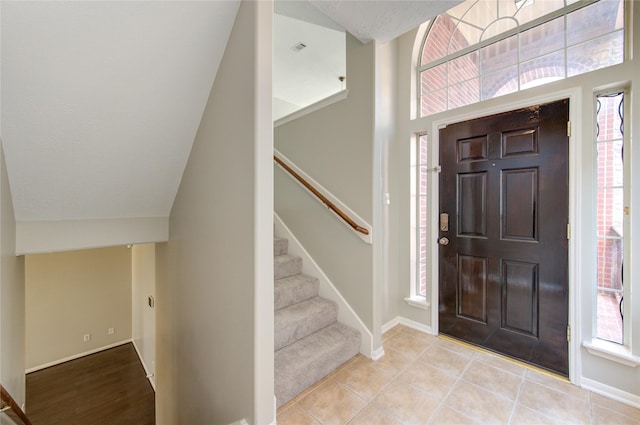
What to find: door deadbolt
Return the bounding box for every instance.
[438,237,450,246]
[440,213,449,231]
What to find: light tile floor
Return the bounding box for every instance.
[277,325,640,425]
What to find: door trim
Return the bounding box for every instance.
[428,87,583,385]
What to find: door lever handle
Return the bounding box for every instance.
[438,237,450,246]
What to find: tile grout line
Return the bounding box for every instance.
[506,365,527,425]
[425,349,481,424]
[281,325,632,425]
[360,336,439,425]
[437,333,569,382]
[589,390,595,425]
[371,347,430,425]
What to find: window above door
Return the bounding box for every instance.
[418,0,625,117]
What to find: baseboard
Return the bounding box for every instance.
[274,213,374,358]
[381,317,401,334]
[581,377,640,409]
[371,346,385,361]
[382,316,435,336]
[228,397,275,425]
[26,339,132,373]
[132,340,156,392]
[272,395,277,425]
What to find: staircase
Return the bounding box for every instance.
[274,236,361,407]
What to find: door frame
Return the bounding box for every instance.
[427,87,583,385]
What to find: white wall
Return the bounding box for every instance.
[162,1,274,423]
[274,34,375,331]
[0,141,26,420]
[390,3,640,402]
[25,246,132,370]
[373,39,398,350]
[131,243,156,389]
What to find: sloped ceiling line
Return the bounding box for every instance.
[1,0,452,223]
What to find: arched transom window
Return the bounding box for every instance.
[418,0,624,117]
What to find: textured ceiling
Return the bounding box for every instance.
[1,0,455,223]
[309,0,457,43]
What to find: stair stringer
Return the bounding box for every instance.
[274,213,374,358]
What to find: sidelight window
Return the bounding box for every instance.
[418,0,625,117]
[417,134,429,298]
[594,91,628,345]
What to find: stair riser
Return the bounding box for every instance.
[274,255,302,280]
[274,298,338,351]
[272,236,362,409]
[274,237,288,256]
[275,323,361,407]
[275,275,319,310]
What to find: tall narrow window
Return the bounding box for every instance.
[417,134,429,297]
[595,92,625,344]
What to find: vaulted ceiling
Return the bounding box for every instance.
[0,1,455,223]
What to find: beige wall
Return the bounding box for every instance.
[274,34,375,331]
[131,243,155,388]
[155,242,177,425]
[163,1,274,423]
[0,141,26,419]
[25,246,132,370]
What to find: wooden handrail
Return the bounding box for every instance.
[1,384,33,425]
[274,155,370,235]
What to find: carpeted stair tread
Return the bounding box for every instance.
[274,254,302,280]
[275,274,320,310]
[274,237,288,256]
[275,297,338,351]
[275,322,361,407]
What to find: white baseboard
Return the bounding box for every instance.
[26,339,132,373]
[274,213,374,358]
[381,317,401,334]
[382,317,640,411]
[132,339,156,392]
[382,316,435,336]
[272,395,277,425]
[371,346,385,361]
[581,377,640,409]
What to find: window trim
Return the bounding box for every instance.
[592,88,632,348]
[418,0,598,72]
[583,339,640,367]
[407,132,431,310]
[416,0,621,117]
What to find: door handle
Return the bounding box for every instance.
[438,237,450,246]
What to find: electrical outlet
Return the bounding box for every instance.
[83,334,91,342]
[108,327,114,335]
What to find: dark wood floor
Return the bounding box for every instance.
[26,343,155,425]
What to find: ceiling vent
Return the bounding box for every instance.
[291,42,307,53]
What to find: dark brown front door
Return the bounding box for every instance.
[438,99,569,376]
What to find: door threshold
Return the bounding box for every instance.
[437,333,569,383]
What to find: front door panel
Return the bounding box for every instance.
[439,99,569,376]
